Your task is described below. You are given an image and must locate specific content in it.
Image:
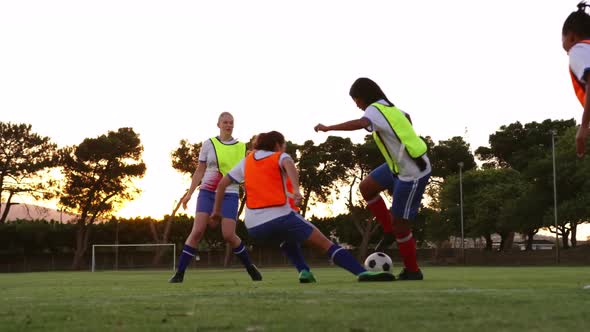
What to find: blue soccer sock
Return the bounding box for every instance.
[177,244,197,273]
[327,244,366,276]
[233,241,253,268]
[280,241,310,272]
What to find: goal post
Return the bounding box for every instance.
[91,243,176,272]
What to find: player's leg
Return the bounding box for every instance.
[280,241,315,283]
[360,163,395,251]
[390,173,430,280]
[247,213,316,282]
[169,211,208,283]
[293,213,393,282]
[219,193,261,281]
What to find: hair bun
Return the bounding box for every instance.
[578,1,588,11]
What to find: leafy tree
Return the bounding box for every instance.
[296,136,355,217]
[0,122,59,223]
[420,207,452,247]
[472,119,586,248]
[59,128,146,269]
[427,136,476,211]
[539,126,590,248]
[171,139,202,175]
[429,136,476,179]
[439,168,528,251]
[475,119,574,170]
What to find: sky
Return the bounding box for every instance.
[1,1,588,239]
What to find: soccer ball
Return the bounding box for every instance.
[364,252,393,273]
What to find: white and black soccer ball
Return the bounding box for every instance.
[364,252,393,273]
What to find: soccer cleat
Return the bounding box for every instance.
[375,233,395,252]
[397,268,424,280]
[246,264,263,281]
[357,271,395,282]
[298,270,317,283]
[168,271,184,283]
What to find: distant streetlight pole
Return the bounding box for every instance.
[550,130,560,264]
[458,162,465,263]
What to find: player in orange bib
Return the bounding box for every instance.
[563,1,590,157]
[211,131,394,282]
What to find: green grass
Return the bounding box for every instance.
[1,267,589,331]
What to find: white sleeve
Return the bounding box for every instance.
[362,106,382,132]
[227,158,245,184]
[198,139,211,162]
[278,153,293,170]
[569,43,590,83]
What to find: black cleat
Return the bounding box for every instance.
[168,271,184,283]
[247,264,263,281]
[357,271,396,282]
[398,268,424,280]
[375,233,395,252]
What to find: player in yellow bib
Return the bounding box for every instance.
[315,78,431,280]
[169,112,261,283]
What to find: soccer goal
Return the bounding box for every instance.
[91,243,176,272]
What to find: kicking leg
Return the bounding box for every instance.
[360,164,394,250]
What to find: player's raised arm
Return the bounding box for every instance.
[314,118,370,132]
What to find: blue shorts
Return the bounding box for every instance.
[196,189,239,220]
[369,163,430,220]
[247,212,315,245]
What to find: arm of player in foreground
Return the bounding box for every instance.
[211,175,233,224]
[282,157,302,206]
[314,118,370,132]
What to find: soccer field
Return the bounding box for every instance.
[1,267,589,331]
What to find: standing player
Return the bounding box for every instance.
[314,77,431,280]
[169,112,261,283]
[563,1,590,157]
[211,131,394,283]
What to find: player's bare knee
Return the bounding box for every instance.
[359,181,372,200]
[359,180,380,201]
[222,231,235,243]
[190,229,205,242]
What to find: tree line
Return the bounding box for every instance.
[1,119,589,268]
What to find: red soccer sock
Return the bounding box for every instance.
[396,231,419,272]
[366,196,393,233]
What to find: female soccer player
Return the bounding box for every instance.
[211,131,394,282]
[563,1,590,157]
[169,112,261,283]
[314,77,431,280]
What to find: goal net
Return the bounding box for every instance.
[91,243,176,272]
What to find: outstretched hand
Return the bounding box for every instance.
[314,124,329,132]
[210,212,222,226]
[293,191,303,207]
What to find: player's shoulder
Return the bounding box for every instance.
[363,104,381,120]
[570,42,590,57]
[201,138,213,149]
[279,152,293,160]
